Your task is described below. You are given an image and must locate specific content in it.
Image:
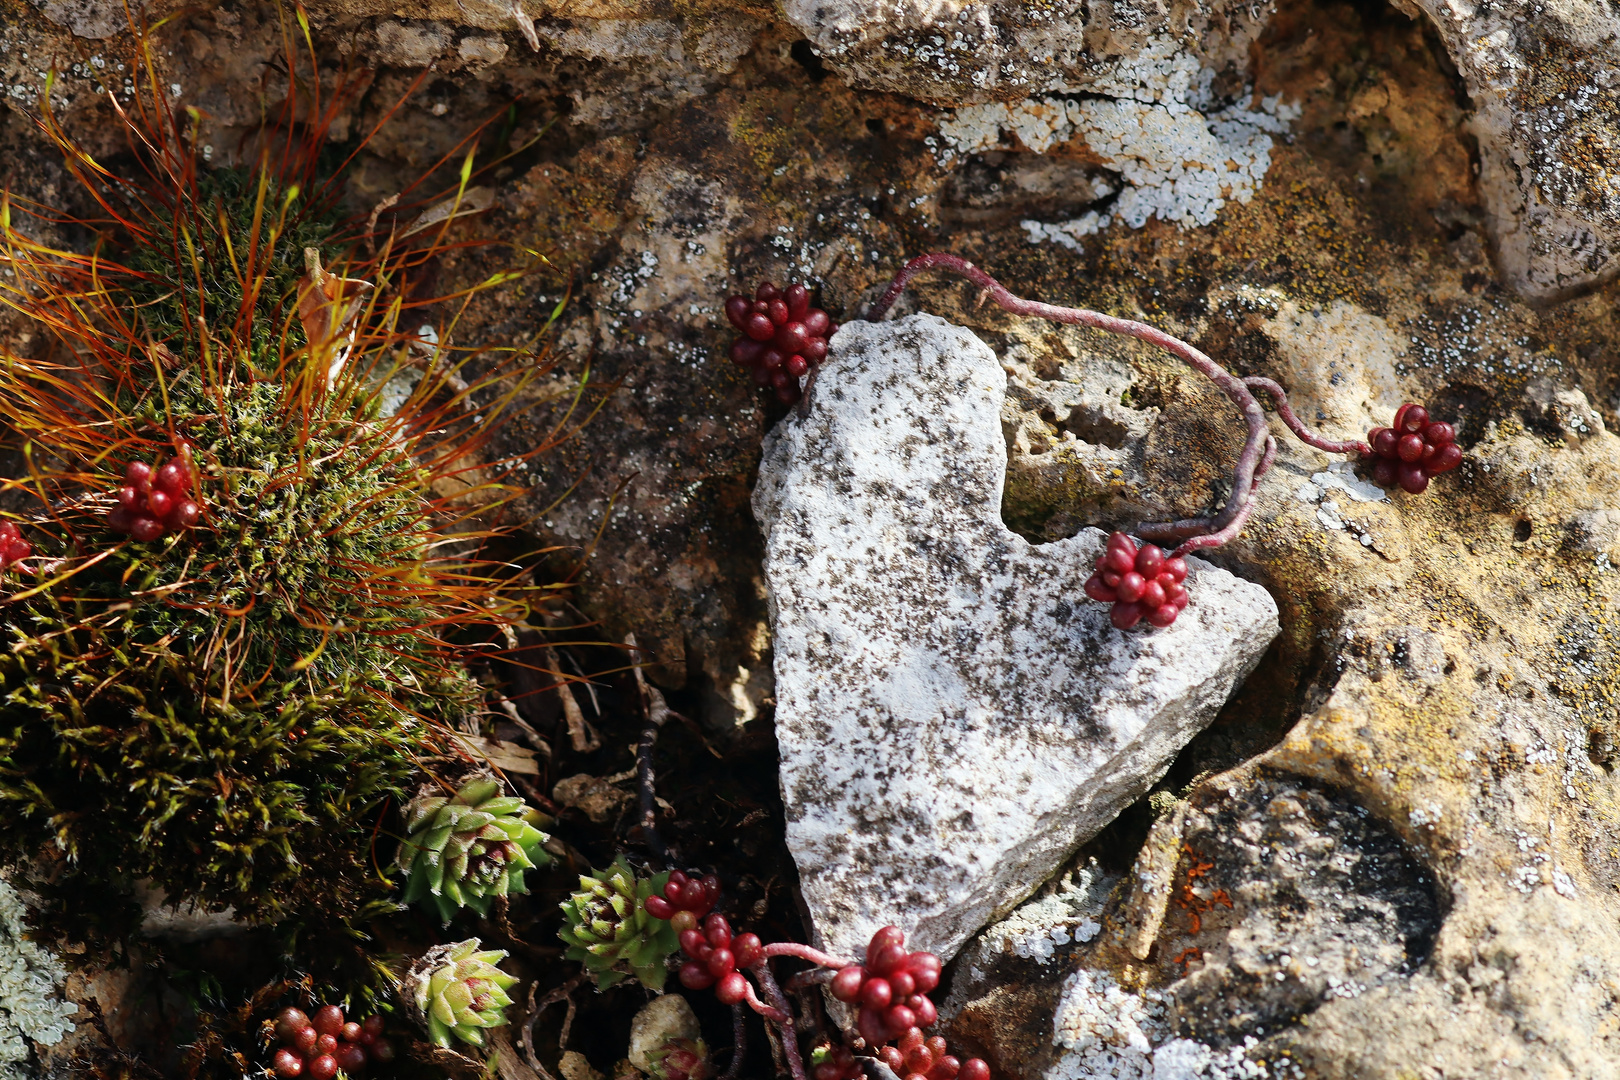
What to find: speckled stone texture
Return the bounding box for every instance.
[754,314,1279,962]
[1399,0,1620,301]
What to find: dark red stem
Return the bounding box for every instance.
[748,962,808,1080]
[761,942,853,968]
[866,254,1363,557]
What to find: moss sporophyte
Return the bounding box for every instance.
[0,22,571,932]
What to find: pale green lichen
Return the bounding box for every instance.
[0,878,75,1080]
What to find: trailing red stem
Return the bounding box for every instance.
[867,254,1362,557]
[761,942,853,968]
[749,962,809,1080]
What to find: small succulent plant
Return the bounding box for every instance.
[1364,402,1461,493]
[407,939,519,1049]
[723,282,837,404]
[648,1038,712,1080]
[107,452,203,541]
[270,1005,393,1079]
[396,776,550,923]
[558,858,679,990]
[0,522,29,570]
[1082,533,1190,630]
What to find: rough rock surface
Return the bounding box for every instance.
[1399,0,1620,301]
[754,314,1278,961]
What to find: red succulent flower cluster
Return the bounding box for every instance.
[1083,532,1190,630]
[828,927,943,1044]
[109,453,201,541]
[0,522,30,570]
[876,1029,991,1080]
[675,912,765,1004]
[724,282,837,405]
[1365,403,1460,494]
[644,869,721,932]
[650,1039,713,1080]
[270,1006,392,1079]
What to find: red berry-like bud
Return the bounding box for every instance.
[732,338,765,367]
[1134,545,1164,577]
[1429,443,1463,474]
[907,953,942,993]
[316,1034,338,1056]
[307,1055,338,1080]
[746,313,776,341]
[294,1026,319,1055]
[679,962,716,990]
[734,933,764,968]
[130,516,164,542]
[756,283,781,302]
[804,309,831,337]
[910,995,938,1027]
[1425,421,1455,446]
[880,1047,905,1074]
[1398,462,1429,494]
[804,338,828,363]
[767,299,791,325]
[645,895,675,920]
[276,1007,312,1043]
[125,460,152,487]
[866,927,905,967]
[361,1015,384,1038]
[715,971,748,1005]
[1115,572,1146,603]
[1163,557,1188,583]
[156,461,188,493]
[761,348,786,370]
[706,948,736,977]
[726,297,753,331]
[932,1057,961,1080]
[1396,433,1424,463]
[1401,405,1429,433]
[786,354,810,377]
[831,965,866,1002]
[369,1040,395,1064]
[680,929,707,956]
[1,538,27,566]
[117,485,140,509]
[907,1047,933,1074]
[890,971,916,998]
[885,1005,917,1034]
[959,1060,990,1080]
[341,1022,362,1042]
[679,880,709,911]
[1147,603,1179,629]
[1104,547,1135,575]
[1140,580,1166,609]
[1083,573,1115,603]
[926,1037,948,1060]
[312,1007,344,1037]
[1111,601,1144,630]
[898,1029,925,1054]
[1372,457,1399,487]
[147,488,173,520]
[272,1049,305,1078]
[785,284,811,317]
[776,321,812,355]
[1102,569,1122,588]
[671,910,699,934]
[871,944,906,976]
[172,499,201,529]
[704,914,732,947]
[1392,404,1413,433]
[860,978,893,1010]
[1371,428,1399,458]
[857,1007,889,1047]
[334,1043,367,1073]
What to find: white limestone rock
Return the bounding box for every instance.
[754,314,1279,963]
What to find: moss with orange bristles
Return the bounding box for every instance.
[0,14,568,929]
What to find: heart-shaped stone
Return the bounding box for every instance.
[754,313,1280,962]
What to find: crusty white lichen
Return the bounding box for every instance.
[937,35,1299,241]
[0,878,76,1080]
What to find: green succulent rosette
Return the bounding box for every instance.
[557,858,678,990]
[407,938,518,1048]
[396,776,551,923]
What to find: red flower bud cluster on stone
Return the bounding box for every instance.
[643,868,721,933]
[724,282,837,405]
[108,454,201,541]
[1364,403,1460,494]
[1083,532,1189,630]
[877,1028,991,1080]
[829,926,945,1045]
[0,523,30,570]
[270,1006,393,1079]
[674,912,765,1004]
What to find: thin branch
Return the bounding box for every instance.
[752,963,809,1080]
[865,254,1364,558]
[760,942,852,969]
[720,1003,747,1080]
[628,632,685,868]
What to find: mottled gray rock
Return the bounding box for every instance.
[1399,0,1620,300]
[754,314,1279,962]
